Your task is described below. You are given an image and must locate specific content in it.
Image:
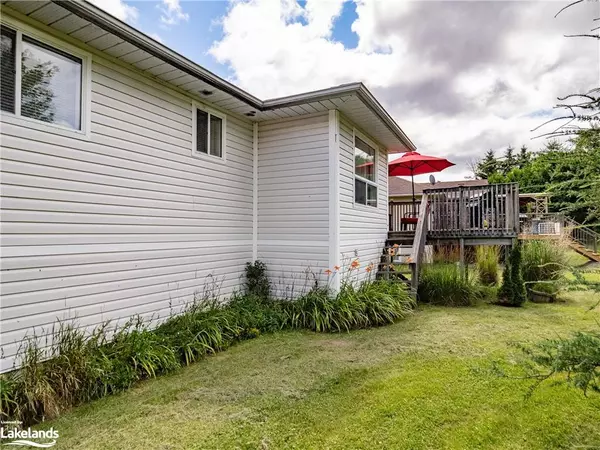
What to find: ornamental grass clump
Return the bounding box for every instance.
[521,239,568,283]
[476,246,500,285]
[418,263,481,307]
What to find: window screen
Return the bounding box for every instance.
[196,108,208,154]
[195,108,224,158]
[1,26,16,113]
[209,114,222,157]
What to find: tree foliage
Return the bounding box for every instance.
[474,132,600,227]
[532,0,600,139]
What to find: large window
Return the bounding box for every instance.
[354,135,377,207]
[1,24,83,131]
[194,106,225,158]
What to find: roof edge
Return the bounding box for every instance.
[54,0,263,108]
[54,0,416,151]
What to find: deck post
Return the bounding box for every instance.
[459,237,465,279]
[459,187,466,232]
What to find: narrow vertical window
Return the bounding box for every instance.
[209,114,222,157]
[1,26,16,113]
[354,136,378,207]
[196,108,208,154]
[194,106,225,159]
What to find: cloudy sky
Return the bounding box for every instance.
[92,0,598,181]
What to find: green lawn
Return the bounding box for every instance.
[35,292,600,450]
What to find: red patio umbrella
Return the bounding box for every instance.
[388,152,455,215]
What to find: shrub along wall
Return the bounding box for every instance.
[0,262,414,427]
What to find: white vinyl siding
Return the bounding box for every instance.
[338,114,389,282]
[256,113,330,297]
[0,39,254,371]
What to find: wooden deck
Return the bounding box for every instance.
[389,183,520,240]
[384,183,521,294]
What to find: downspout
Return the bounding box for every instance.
[252,122,258,262]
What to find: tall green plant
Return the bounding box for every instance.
[498,243,526,306]
[244,260,271,298]
[521,239,567,283]
[475,246,500,285]
[0,262,416,427]
[418,263,482,307]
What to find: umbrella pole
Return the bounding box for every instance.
[411,171,416,216]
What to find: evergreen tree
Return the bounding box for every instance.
[498,254,513,303]
[518,145,530,168]
[498,242,526,306]
[502,145,516,175]
[510,243,527,306]
[475,149,499,179]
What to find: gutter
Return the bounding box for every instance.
[53,0,416,151]
[54,0,264,108]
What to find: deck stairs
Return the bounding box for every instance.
[380,183,521,295]
[376,231,415,284]
[564,217,600,263]
[569,241,600,263]
[520,215,600,263]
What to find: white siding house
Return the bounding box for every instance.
[339,115,390,284]
[257,113,331,297]
[0,0,416,371]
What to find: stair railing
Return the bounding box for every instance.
[409,194,430,295]
[563,216,600,254]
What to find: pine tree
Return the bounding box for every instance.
[499,252,513,303]
[502,145,516,175]
[510,243,527,306]
[475,149,499,179]
[498,243,526,306]
[518,145,530,169]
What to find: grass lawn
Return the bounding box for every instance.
[35,292,600,450]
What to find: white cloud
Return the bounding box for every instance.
[159,0,190,27]
[88,0,138,22]
[210,0,598,181]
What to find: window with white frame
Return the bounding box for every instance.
[1,24,83,131]
[354,135,377,207]
[194,106,225,158]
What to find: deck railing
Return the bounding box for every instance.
[389,183,520,238]
[388,201,420,231]
[520,213,599,254]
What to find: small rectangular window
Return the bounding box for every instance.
[354,134,377,207]
[21,36,82,130]
[196,108,208,154]
[1,25,16,113]
[0,24,86,133]
[195,107,224,159]
[209,114,222,157]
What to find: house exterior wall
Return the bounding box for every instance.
[0,13,254,371]
[338,114,389,282]
[0,10,399,372]
[256,113,330,297]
